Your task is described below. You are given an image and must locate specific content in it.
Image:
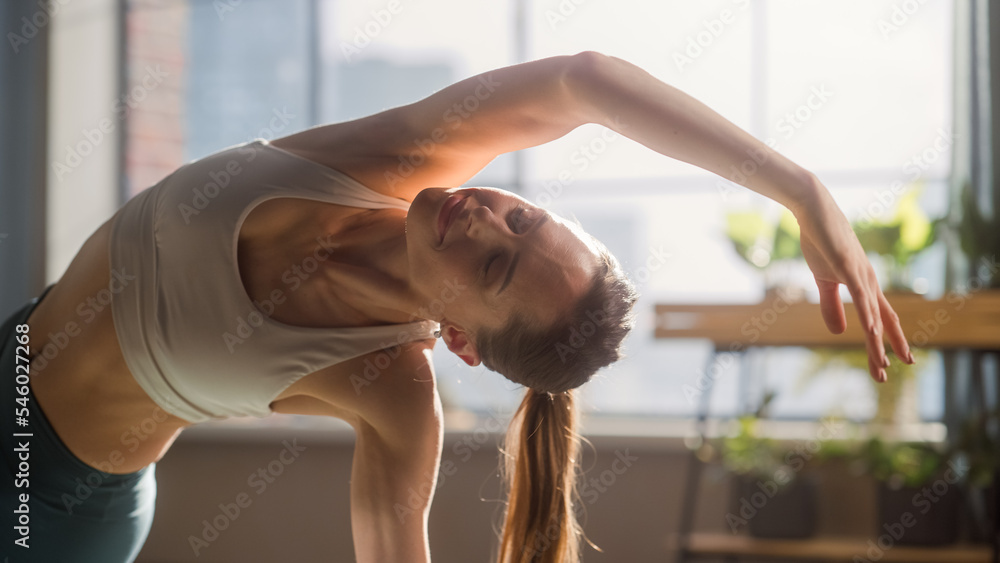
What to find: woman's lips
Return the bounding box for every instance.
[437,193,466,244]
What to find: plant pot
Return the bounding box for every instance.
[729,474,818,539]
[877,481,961,545]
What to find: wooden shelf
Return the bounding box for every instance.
[682,533,992,562]
[655,290,1000,350]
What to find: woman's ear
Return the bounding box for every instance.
[440,323,482,367]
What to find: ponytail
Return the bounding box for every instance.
[497,388,585,562]
[478,240,636,561]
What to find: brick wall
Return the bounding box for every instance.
[124,0,188,197]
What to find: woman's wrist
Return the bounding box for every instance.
[786,170,827,220]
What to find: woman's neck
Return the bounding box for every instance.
[317,207,430,324]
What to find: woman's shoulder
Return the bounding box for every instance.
[269,119,426,203]
[277,339,441,434]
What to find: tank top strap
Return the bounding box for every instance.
[331,319,440,360]
[253,138,411,212]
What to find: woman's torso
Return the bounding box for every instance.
[26,155,430,475]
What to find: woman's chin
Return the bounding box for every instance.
[409,188,438,242]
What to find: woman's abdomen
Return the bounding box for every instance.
[25,216,190,475]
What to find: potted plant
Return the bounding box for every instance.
[858,438,961,545]
[718,392,819,539]
[800,348,962,544]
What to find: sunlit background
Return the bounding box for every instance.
[6,1,998,561]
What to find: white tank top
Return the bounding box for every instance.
[109,138,438,423]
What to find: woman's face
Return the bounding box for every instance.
[406,187,598,363]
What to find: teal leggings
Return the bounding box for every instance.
[2,288,157,562]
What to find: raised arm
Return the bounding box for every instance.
[565,52,914,380]
[276,52,912,379]
[270,54,586,200]
[567,51,815,213]
[274,51,810,208]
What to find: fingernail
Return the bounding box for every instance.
[882,355,890,368]
[907,351,915,364]
[879,369,887,382]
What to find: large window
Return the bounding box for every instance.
[121,0,954,422]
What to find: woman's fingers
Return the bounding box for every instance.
[799,214,915,381]
[846,269,887,382]
[878,291,914,364]
[816,278,847,334]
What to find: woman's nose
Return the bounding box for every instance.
[466,204,504,239]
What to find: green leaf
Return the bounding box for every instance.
[896,189,933,252]
[778,209,801,239]
[726,211,769,249]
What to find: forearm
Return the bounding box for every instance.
[350,417,440,563]
[351,505,430,563]
[567,51,820,214]
[350,451,432,562]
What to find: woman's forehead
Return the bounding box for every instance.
[544,210,604,257]
[500,217,598,318]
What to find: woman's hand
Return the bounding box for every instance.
[793,177,914,382]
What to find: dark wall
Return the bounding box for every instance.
[0,0,49,319]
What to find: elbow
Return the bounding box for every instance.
[570,49,611,65]
[563,51,616,125]
[565,50,611,85]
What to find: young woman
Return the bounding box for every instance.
[1,52,912,562]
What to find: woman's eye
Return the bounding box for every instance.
[483,252,501,279]
[509,206,530,233]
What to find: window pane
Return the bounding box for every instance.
[528,0,754,180]
[185,0,313,162]
[319,0,517,186]
[764,0,953,176]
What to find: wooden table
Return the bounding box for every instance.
[655,290,1000,350]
